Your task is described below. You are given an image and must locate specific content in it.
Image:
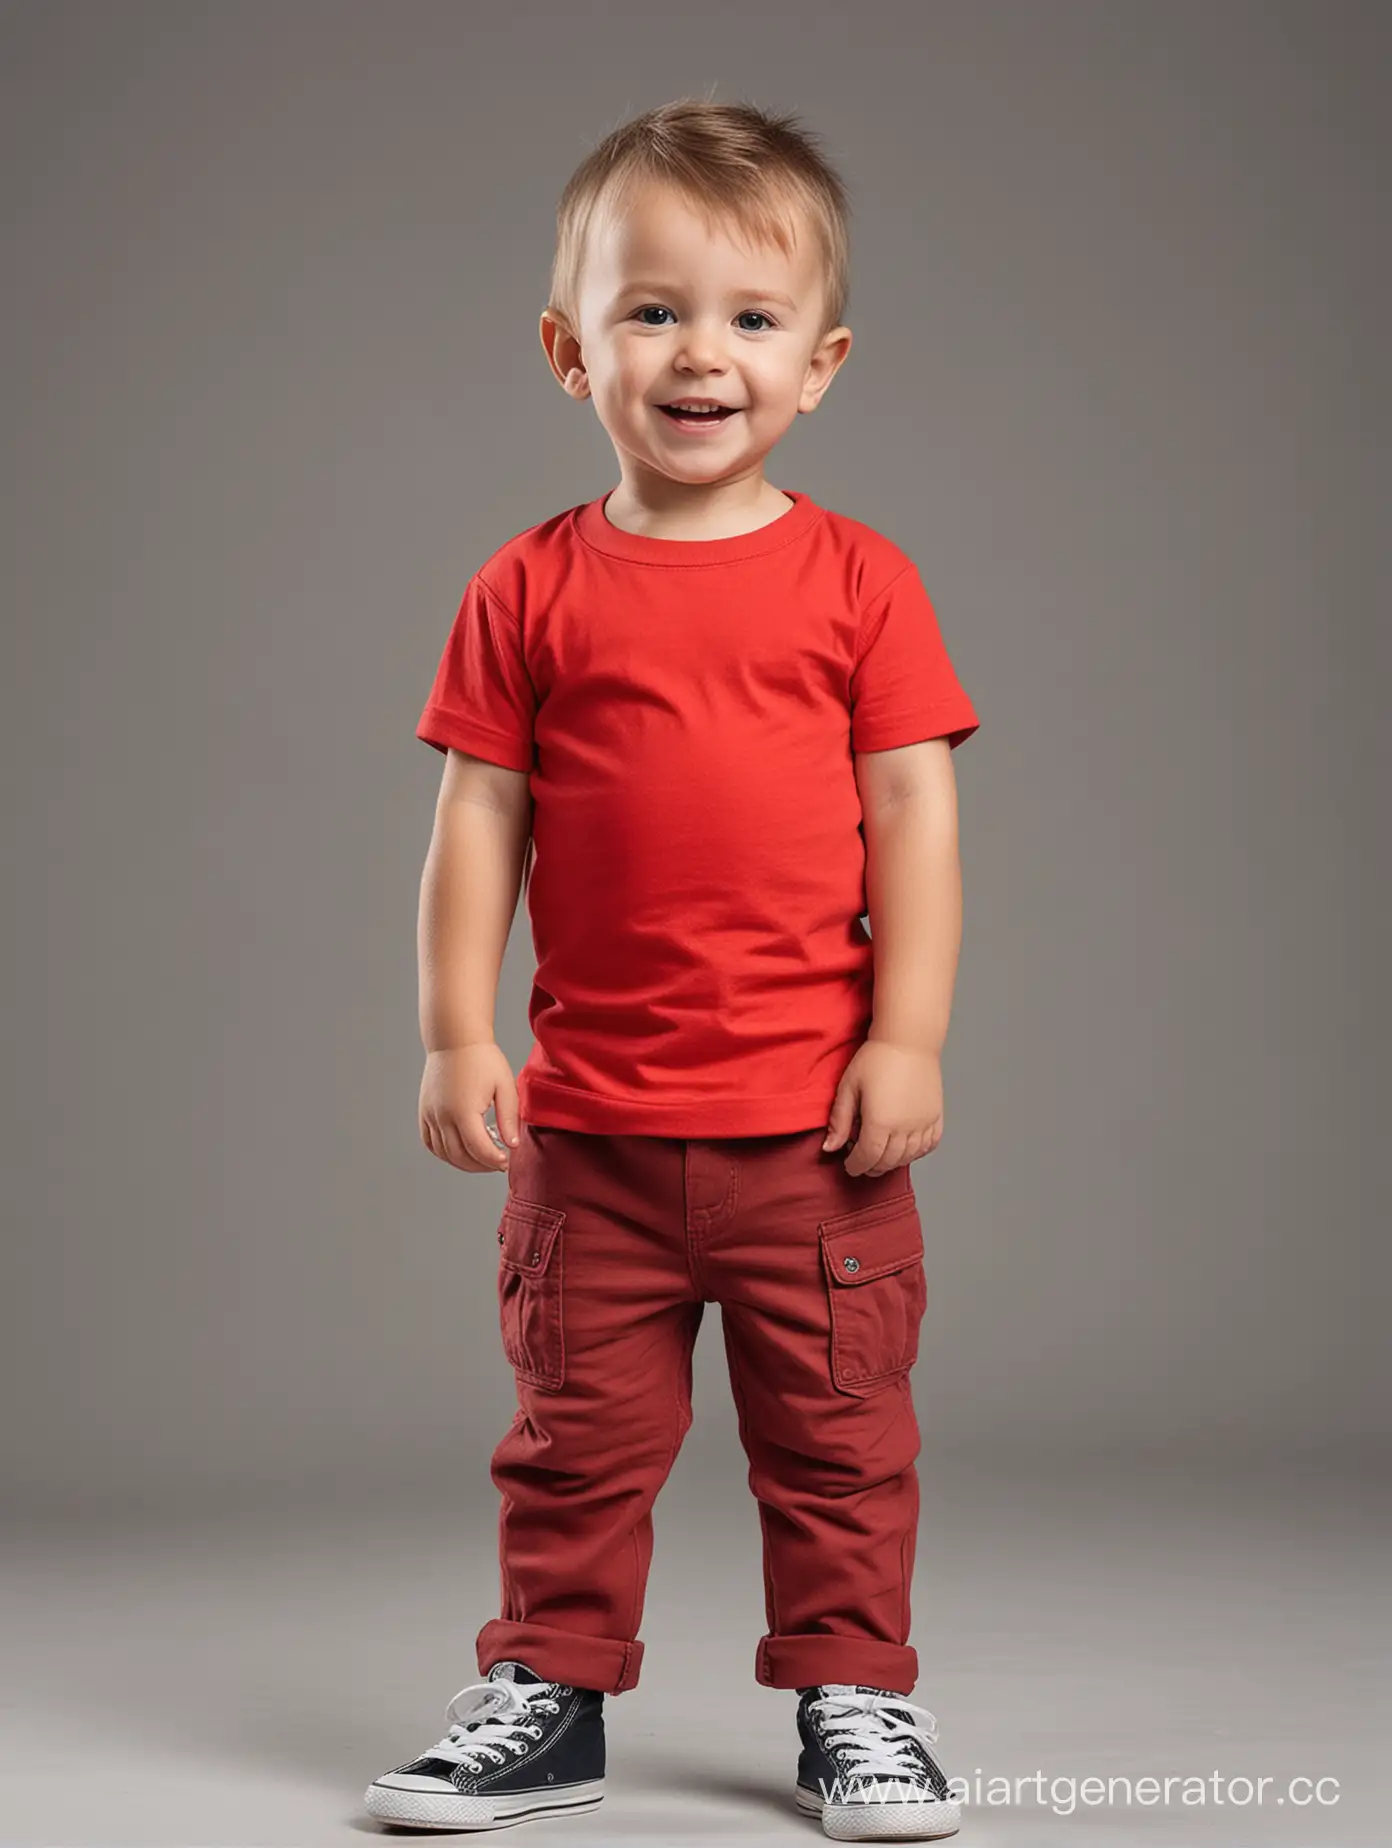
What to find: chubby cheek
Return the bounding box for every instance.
[604,344,657,399]
[584,379,634,437]
[760,365,807,414]
[737,363,795,419]
[593,374,646,430]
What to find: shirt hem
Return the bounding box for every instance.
[417,708,533,771]
[853,696,981,753]
[518,1072,835,1137]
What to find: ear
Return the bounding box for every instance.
[539,309,590,399]
[798,324,853,414]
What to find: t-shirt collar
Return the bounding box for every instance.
[575,486,822,564]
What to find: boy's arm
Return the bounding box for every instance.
[419,747,533,1052]
[855,737,963,1055]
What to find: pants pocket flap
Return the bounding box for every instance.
[497,1198,566,1276]
[819,1192,923,1287]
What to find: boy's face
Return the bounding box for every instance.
[541,181,851,493]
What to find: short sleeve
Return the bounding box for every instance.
[850,563,980,752]
[416,573,536,771]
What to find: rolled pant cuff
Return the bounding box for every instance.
[755,1633,918,1695]
[477,1618,644,1695]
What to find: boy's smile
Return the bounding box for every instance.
[655,399,740,433]
[541,180,851,515]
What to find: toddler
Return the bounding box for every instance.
[365,97,980,1842]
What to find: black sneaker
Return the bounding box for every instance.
[364,1660,604,1831]
[795,1683,961,1840]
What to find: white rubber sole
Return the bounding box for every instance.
[796,1780,961,1841]
[363,1776,604,1831]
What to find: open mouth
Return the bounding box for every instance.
[658,404,738,421]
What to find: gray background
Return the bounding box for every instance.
[2,3,1387,1844]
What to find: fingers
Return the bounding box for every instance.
[420,1111,509,1173]
[843,1125,940,1176]
[455,1113,509,1171]
[494,1098,522,1151]
[446,1117,490,1171]
[843,1128,893,1177]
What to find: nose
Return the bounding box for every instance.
[673,319,728,376]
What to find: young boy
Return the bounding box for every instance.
[365,98,979,1842]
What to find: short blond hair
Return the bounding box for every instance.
[547,97,852,342]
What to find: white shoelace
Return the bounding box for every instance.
[808,1690,942,1782]
[423,1680,562,1772]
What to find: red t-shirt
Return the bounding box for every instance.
[417,487,980,1136]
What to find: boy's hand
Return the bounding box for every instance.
[822,1039,945,1176]
[420,1043,522,1173]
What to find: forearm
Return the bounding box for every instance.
[418,796,530,1052]
[863,793,963,1056]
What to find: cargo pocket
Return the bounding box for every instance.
[496,1196,566,1391]
[819,1190,927,1397]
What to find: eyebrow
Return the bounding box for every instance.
[615,281,799,309]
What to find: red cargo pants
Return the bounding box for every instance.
[476,1122,929,1697]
